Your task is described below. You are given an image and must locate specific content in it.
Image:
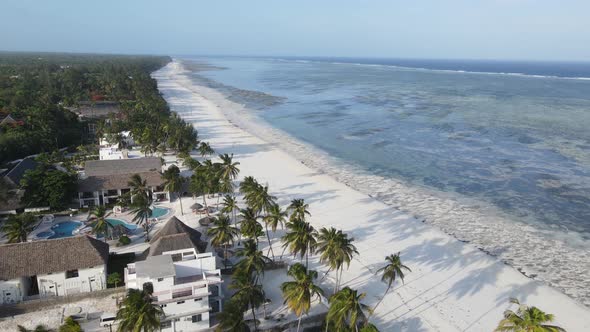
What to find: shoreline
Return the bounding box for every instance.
[154,60,590,331]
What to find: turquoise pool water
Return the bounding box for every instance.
[151,207,170,218]
[48,221,82,239]
[106,218,138,230]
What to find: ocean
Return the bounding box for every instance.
[179,56,590,305]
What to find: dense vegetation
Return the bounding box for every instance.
[0,52,171,163]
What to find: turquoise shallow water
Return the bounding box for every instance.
[48,221,82,239]
[171,56,590,304]
[151,207,170,218]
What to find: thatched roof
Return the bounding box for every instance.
[190,202,203,210]
[78,171,163,192]
[0,235,109,280]
[84,157,161,177]
[148,216,207,256]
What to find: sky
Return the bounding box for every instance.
[1,0,590,61]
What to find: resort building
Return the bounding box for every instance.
[0,236,109,304]
[0,157,38,215]
[123,216,219,331]
[77,157,168,207]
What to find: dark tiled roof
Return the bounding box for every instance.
[4,157,38,187]
[0,235,109,280]
[71,101,121,119]
[148,216,207,256]
[84,157,161,177]
[78,171,163,192]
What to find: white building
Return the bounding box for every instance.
[0,236,109,304]
[99,131,134,160]
[123,216,220,331]
[125,250,222,331]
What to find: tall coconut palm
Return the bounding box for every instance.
[130,194,153,241]
[1,213,37,243]
[190,162,217,216]
[281,263,324,332]
[360,323,380,332]
[208,215,239,268]
[198,141,215,158]
[219,153,240,183]
[239,208,264,245]
[326,287,371,332]
[249,184,277,260]
[495,298,566,332]
[282,219,317,267]
[263,202,287,232]
[163,165,185,215]
[221,195,239,225]
[372,252,411,313]
[287,199,311,222]
[230,271,265,332]
[316,227,359,293]
[216,300,250,332]
[239,176,258,196]
[128,173,151,203]
[87,205,114,240]
[116,282,163,332]
[235,239,271,278]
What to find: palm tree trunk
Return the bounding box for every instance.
[264,224,275,261]
[320,267,333,282]
[178,194,184,215]
[297,315,302,332]
[370,284,391,318]
[202,195,210,217]
[251,303,258,332]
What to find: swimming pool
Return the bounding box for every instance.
[47,221,83,239]
[106,218,138,230]
[151,207,170,218]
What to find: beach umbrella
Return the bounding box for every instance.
[199,216,214,226]
[191,202,204,210]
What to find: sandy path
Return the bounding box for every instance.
[153,61,590,332]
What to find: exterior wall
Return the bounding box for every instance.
[78,192,99,208]
[124,250,222,332]
[0,277,27,304]
[37,265,106,297]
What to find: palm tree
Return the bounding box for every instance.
[239,176,258,196]
[239,208,264,245]
[230,271,265,332]
[287,198,311,222]
[221,195,239,225]
[372,252,411,313]
[190,161,219,216]
[316,227,359,293]
[116,282,163,332]
[360,323,380,332]
[248,184,278,260]
[495,298,566,332]
[281,263,324,332]
[235,239,271,278]
[326,287,370,332]
[163,165,185,215]
[130,194,153,241]
[128,173,151,203]
[198,141,215,158]
[282,219,317,267]
[87,205,114,240]
[208,215,239,268]
[219,153,240,183]
[263,202,287,232]
[216,299,250,332]
[1,213,37,243]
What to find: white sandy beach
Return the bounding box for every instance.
[153,61,590,331]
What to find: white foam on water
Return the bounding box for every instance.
[168,60,590,306]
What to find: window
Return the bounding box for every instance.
[171,253,182,262]
[176,300,185,304]
[160,321,172,329]
[66,270,79,279]
[191,315,202,323]
[161,304,167,308]
[194,298,202,302]
[157,278,164,282]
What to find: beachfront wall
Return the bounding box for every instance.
[36,265,106,298]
